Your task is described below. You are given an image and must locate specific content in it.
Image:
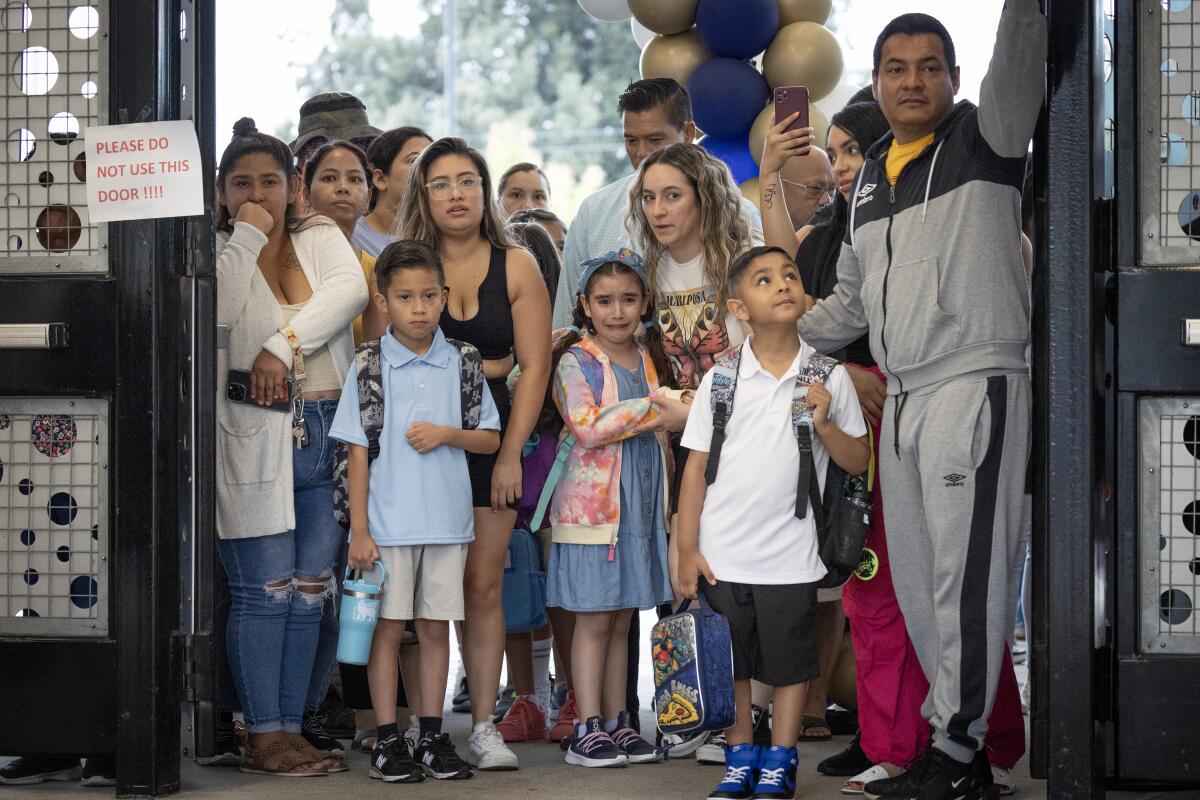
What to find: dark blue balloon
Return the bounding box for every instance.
[695,0,780,60]
[698,135,758,185]
[687,58,769,141]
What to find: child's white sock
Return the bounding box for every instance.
[532,636,554,710]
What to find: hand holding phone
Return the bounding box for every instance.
[774,86,810,134]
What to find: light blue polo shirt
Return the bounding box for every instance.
[329,327,500,546]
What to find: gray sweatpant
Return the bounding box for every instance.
[879,373,1031,764]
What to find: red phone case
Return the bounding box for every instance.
[774,86,810,133]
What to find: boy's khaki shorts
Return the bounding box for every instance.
[378,543,469,621]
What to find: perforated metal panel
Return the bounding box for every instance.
[0,397,107,635]
[0,1,107,274]
[1140,397,1200,653]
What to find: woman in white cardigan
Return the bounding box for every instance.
[215,118,367,777]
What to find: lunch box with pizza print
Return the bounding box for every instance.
[650,594,735,738]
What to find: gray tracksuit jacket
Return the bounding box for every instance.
[797,0,1046,398]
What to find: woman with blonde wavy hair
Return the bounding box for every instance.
[628,142,755,392]
[394,136,551,771]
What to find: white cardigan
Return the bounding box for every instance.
[215,218,368,540]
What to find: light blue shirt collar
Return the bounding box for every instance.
[380,326,452,370]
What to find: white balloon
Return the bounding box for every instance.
[631,16,656,49]
[578,0,632,23]
[814,82,867,118]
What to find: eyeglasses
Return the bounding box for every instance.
[780,177,838,199]
[424,176,483,199]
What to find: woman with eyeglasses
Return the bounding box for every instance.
[395,136,551,772]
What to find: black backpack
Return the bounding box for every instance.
[705,344,874,588]
[332,336,486,531]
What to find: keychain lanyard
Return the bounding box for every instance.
[280,325,307,449]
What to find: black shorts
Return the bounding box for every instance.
[467,378,514,508]
[700,579,819,686]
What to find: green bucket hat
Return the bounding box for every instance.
[288,92,382,154]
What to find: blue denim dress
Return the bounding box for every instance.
[546,359,673,612]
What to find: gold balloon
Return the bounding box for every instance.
[749,102,830,166]
[630,0,698,35]
[739,177,761,212]
[763,21,843,102]
[640,29,713,88]
[776,0,832,26]
[828,630,857,711]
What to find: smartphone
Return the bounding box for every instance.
[774,85,810,134]
[226,369,294,413]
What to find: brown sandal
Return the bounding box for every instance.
[285,734,346,773]
[240,739,328,777]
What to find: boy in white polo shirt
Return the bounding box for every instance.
[331,240,501,783]
[676,245,869,800]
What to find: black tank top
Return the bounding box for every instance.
[440,245,515,360]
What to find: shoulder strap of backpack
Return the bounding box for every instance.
[792,353,841,520]
[355,340,385,463]
[704,345,743,485]
[446,337,484,430]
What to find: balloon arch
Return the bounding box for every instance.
[577,0,857,205]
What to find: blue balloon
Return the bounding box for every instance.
[695,0,780,60]
[687,58,769,141]
[697,135,757,185]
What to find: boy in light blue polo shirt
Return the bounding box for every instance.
[330,240,500,783]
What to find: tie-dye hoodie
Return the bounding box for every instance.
[549,336,672,547]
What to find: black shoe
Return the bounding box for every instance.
[827,705,859,736]
[196,714,242,766]
[818,731,872,776]
[751,704,772,748]
[317,686,356,739]
[414,732,473,780]
[81,757,116,787]
[878,748,993,800]
[866,747,934,799]
[0,756,81,785]
[369,734,424,783]
[451,675,471,713]
[302,709,345,756]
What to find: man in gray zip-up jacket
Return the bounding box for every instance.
[797,4,1045,798]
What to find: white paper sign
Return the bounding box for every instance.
[84,120,204,223]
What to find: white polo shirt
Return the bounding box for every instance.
[681,337,867,585]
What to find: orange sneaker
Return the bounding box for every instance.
[495,695,546,743]
[548,690,578,743]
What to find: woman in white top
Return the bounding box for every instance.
[628,142,755,392]
[215,118,367,777]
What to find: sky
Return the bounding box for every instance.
[215,0,1004,153]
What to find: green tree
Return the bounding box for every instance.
[295,0,644,221]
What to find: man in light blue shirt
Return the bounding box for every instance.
[554,78,764,328]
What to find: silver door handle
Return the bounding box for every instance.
[1185,319,1200,347]
[0,323,69,349]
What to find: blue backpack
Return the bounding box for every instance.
[651,594,735,738]
[503,528,547,634]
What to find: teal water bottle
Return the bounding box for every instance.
[336,560,387,665]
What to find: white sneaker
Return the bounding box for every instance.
[696,729,726,764]
[661,729,709,758]
[404,714,420,747]
[467,720,519,771]
[991,765,1015,796]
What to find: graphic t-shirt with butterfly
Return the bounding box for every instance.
[655,252,746,390]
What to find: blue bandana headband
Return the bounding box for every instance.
[576,247,649,296]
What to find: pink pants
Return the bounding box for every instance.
[842,367,1025,770]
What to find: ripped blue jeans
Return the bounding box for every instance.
[217,400,343,734]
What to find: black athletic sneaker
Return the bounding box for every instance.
[196,714,242,766]
[878,748,995,800]
[818,731,872,776]
[80,757,116,787]
[451,675,471,713]
[0,756,81,785]
[751,704,772,748]
[302,709,345,756]
[369,733,424,783]
[865,747,934,799]
[414,732,473,780]
[317,687,356,739]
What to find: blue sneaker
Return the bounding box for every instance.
[709,743,760,800]
[565,716,627,768]
[751,746,798,799]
